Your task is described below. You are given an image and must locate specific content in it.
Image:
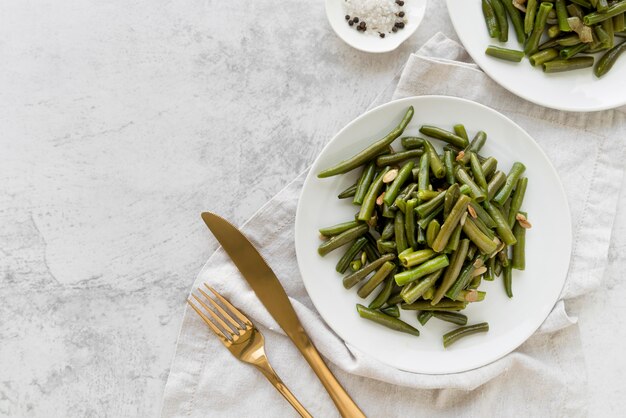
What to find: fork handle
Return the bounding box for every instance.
[254,362,313,418]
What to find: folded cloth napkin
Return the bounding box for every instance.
[161,33,625,418]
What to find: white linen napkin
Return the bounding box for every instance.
[161,33,625,418]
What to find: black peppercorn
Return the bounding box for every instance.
[392,26,398,32]
[397,21,405,29]
[379,33,385,38]
[396,0,404,5]
[345,15,350,20]
[399,11,405,17]
[353,17,359,23]
[348,20,354,26]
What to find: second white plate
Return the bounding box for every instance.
[295,96,572,374]
[446,0,626,111]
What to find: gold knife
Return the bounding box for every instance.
[201,212,366,418]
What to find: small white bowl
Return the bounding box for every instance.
[325,0,428,53]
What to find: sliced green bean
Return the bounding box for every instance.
[319,220,362,237]
[526,2,554,55]
[353,162,376,205]
[455,167,487,202]
[469,201,496,228]
[503,263,513,298]
[454,124,469,141]
[459,131,488,165]
[399,248,437,268]
[405,198,418,249]
[444,184,461,219]
[376,149,423,167]
[484,201,517,246]
[560,43,589,59]
[432,239,470,305]
[381,220,395,240]
[507,177,528,228]
[525,0,538,34]
[415,190,446,218]
[491,0,509,42]
[350,260,362,271]
[481,156,498,179]
[356,304,419,336]
[318,106,414,178]
[383,161,414,207]
[369,275,395,309]
[377,239,397,254]
[394,210,408,254]
[419,126,469,149]
[336,237,368,273]
[358,261,396,298]
[555,33,582,47]
[443,322,489,348]
[394,254,449,286]
[543,56,594,72]
[485,45,525,62]
[595,41,626,77]
[401,270,443,304]
[493,162,526,206]
[402,299,467,311]
[432,195,472,252]
[529,48,560,66]
[423,140,446,179]
[614,13,626,32]
[417,310,434,325]
[318,224,369,256]
[555,0,571,32]
[426,219,441,248]
[482,0,502,39]
[444,223,463,253]
[487,171,507,201]
[444,150,456,185]
[358,166,390,222]
[445,255,480,300]
[401,136,425,150]
[470,153,488,192]
[416,190,440,201]
[511,212,527,270]
[338,183,357,199]
[584,2,626,26]
[343,253,395,289]
[463,217,499,254]
[417,205,443,230]
[381,305,400,318]
[433,311,468,326]
[500,0,526,43]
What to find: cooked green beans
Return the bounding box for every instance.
[503,263,513,298]
[595,41,626,77]
[443,322,489,348]
[544,56,594,72]
[584,1,626,26]
[482,0,501,39]
[491,0,509,42]
[317,111,529,344]
[525,0,538,34]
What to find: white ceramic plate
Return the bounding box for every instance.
[325,0,428,53]
[446,0,626,111]
[295,96,572,374]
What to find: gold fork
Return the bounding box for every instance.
[188,283,313,418]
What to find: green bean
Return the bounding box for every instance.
[432,239,470,305]
[386,292,404,306]
[415,190,446,218]
[405,198,418,249]
[452,289,486,302]
[467,243,477,261]
[401,136,425,150]
[529,48,560,66]
[423,140,446,179]
[526,0,538,34]
[497,247,510,268]
[377,239,397,254]
[487,171,507,201]
[481,157,498,179]
[417,205,443,230]
[398,248,437,268]
[615,13,626,32]
[350,260,362,271]
[401,270,443,304]
[444,184,461,219]
[417,227,426,245]
[560,43,589,59]
[463,217,499,255]
[417,311,434,325]
[543,56,594,72]
[419,126,469,149]
[433,311,468,326]
[369,275,395,309]
[319,220,362,237]
[458,131,488,165]
[361,251,367,265]
[444,223,463,253]
[376,149,423,167]
[595,41,626,77]
[402,299,467,311]
[432,195,472,252]
[485,45,525,62]
[597,0,610,13]
[364,242,380,262]
[381,220,395,240]
[336,237,368,273]
[494,258,503,277]
[500,0,526,43]
[443,322,489,348]
[417,190,440,200]
[358,261,396,298]
[473,215,496,240]
[394,254,449,286]
[503,263,513,298]
[491,0,509,42]
[468,273,482,290]
[445,255,481,300]
[318,106,414,178]
[358,167,390,222]
[426,219,441,248]
[526,2,554,55]
[493,162,526,206]
[455,167,487,202]
[484,201,517,246]
[555,33,582,46]
[569,0,591,7]
[394,210,408,254]
[538,36,561,51]
[566,3,583,21]
[383,161,414,207]
[338,183,357,199]
[507,177,528,228]
[555,0,571,32]
[547,25,561,39]
[470,153,488,192]
[353,162,376,205]
[356,304,420,336]
[422,287,434,300]
[469,201,496,228]
[318,224,369,256]
[444,150,457,185]
[343,253,395,289]
[512,212,527,270]
[454,124,469,141]
[482,0,502,39]
[381,305,400,318]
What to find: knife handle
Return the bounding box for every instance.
[297,336,366,418]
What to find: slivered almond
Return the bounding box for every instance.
[468,205,478,219]
[368,214,377,228]
[513,0,526,12]
[383,169,398,183]
[465,290,479,302]
[516,213,532,229]
[455,151,465,162]
[473,258,484,269]
[376,192,385,205]
[460,212,468,226]
[472,266,487,277]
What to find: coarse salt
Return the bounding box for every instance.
[344,0,407,35]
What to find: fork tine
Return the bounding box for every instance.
[197,287,244,332]
[191,293,237,338]
[186,299,230,344]
[204,283,254,329]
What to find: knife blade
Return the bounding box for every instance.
[201,212,365,418]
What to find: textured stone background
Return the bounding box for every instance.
[1,0,624,416]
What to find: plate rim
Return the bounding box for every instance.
[295,95,572,374]
[445,0,626,112]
